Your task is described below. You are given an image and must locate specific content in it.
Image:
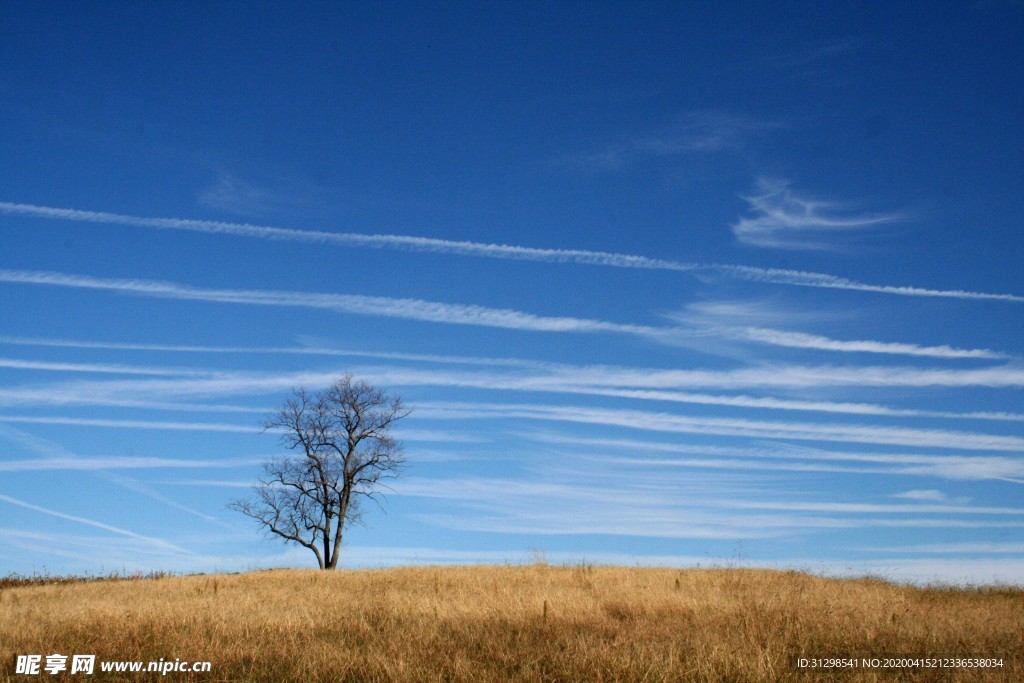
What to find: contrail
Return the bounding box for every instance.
[420,401,1024,452]
[739,327,1008,360]
[0,492,194,554]
[0,201,695,268]
[0,268,663,337]
[0,415,257,432]
[3,201,1020,303]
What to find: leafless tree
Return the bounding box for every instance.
[230,375,410,569]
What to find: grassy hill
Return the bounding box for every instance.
[2,565,1020,681]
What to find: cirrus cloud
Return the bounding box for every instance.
[732,178,906,250]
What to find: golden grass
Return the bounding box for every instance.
[2,564,1021,681]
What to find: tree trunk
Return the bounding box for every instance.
[322,516,333,570]
[312,545,325,570]
[326,520,343,570]
[326,493,348,570]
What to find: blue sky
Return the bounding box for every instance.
[1,2,1022,584]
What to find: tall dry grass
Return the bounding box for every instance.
[1,564,1020,681]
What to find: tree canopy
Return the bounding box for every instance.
[230,375,409,569]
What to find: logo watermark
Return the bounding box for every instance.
[15,654,211,675]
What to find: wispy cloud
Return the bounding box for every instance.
[0,415,257,432]
[0,425,250,527]
[0,334,558,369]
[732,178,905,249]
[559,111,783,170]
[8,334,1024,396]
[392,471,1024,544]
[421,401,1024,451]
[361,365,1024,420]
[0,529,191,567]
[395,476,795,540]
[860,542,1024,554]
[0,389,266,414]
[3,355,1022,428]
[537,361,1024,390]
[0,269,662,337]
[0,493,193,555]
[717,264,1023,302]
[739,327,1008,359]
[0,414,479,446]
[5,385,1021,467]
[2,201,1019,302]
[546,435,1024,482]
[198,172,283,216]
[642,111,783,153]
[3,356,1022,422]
[0,455,260,472]
[761,36,877,86]
[724,498,1023,515]
[0,200,699,268]
[104,472,229,525]
[891,489,969,504]
[0,357,213,376]
[668,299,1012,360]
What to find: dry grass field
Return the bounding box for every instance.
[1,564,1021,682]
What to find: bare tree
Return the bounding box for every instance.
[230,375,410,569]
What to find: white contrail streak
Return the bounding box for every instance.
[0,201,699,267]
[741,328,1009,359]
[0,335,555,369]
[3,201,1020,302]
[0,415,257,432]
[544,435,1024,481]
[0,455,260,472]
[0,493,193,554]
[714,264,1024,302]
[0,357,212,376]
[2,353,1022,420]
[421,401,1024,452]
[0,269,661,336]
